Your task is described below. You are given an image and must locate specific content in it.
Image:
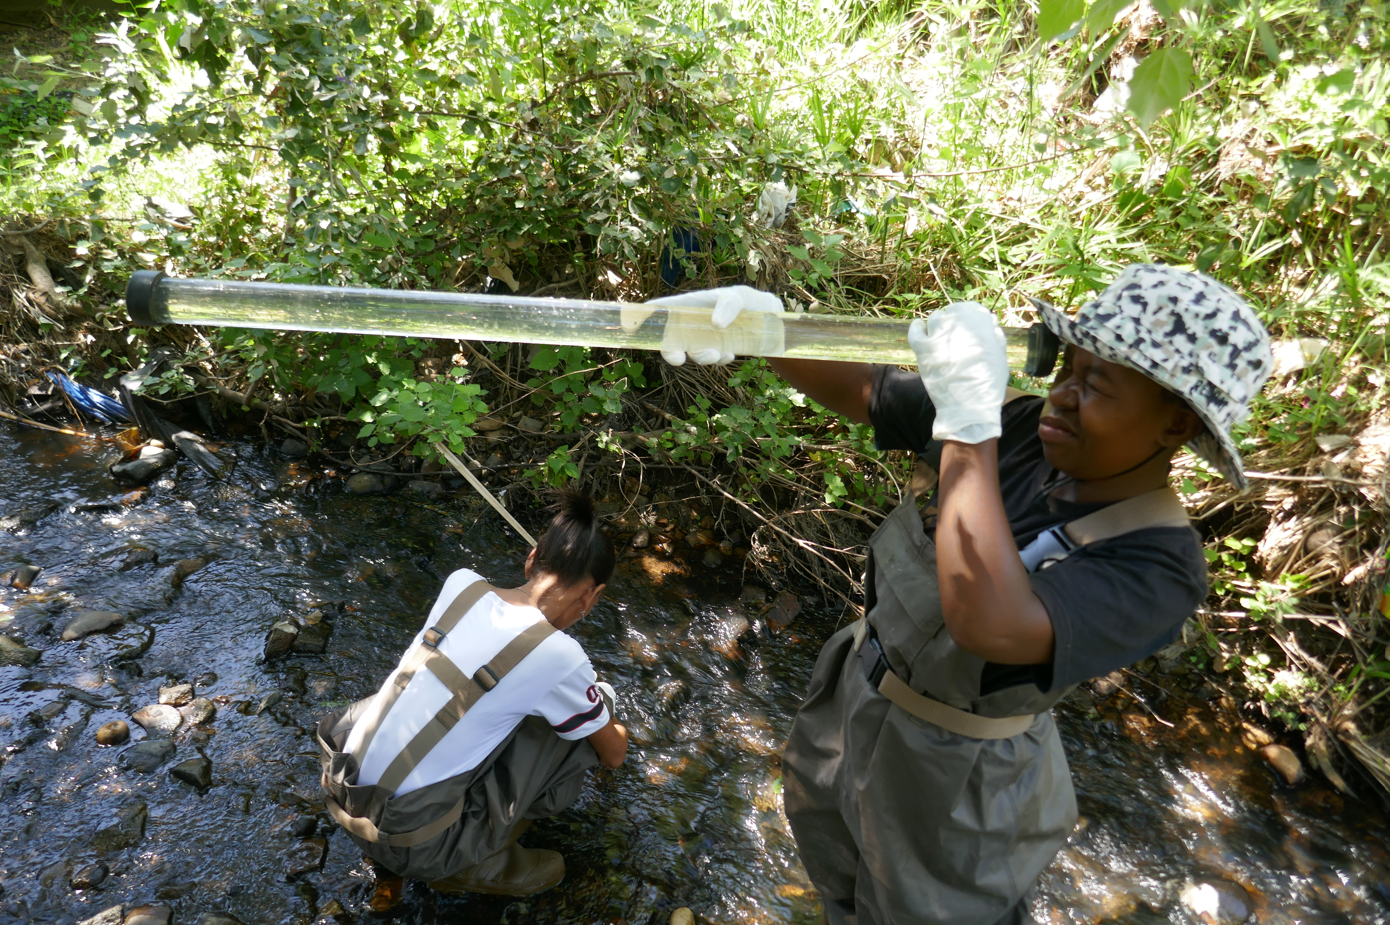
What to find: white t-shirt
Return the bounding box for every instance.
[346,568,609,796]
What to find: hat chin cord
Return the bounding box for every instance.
[1038,443,1172,505]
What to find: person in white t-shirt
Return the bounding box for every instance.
[321,492,627,907]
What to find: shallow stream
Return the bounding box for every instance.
[2,425,1389,925]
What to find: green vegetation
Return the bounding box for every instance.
[1,0,1388,790]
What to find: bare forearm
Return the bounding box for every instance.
[767,358,872,424]
[936,441,1054,664]
[588,720,628,768]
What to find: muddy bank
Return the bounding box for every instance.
[1,424,1389,924]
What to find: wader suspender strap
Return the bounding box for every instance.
[860,486,1192,738]
[349,579,495,767]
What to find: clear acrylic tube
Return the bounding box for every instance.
[128,275,1036,369]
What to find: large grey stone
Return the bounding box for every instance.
[118,547,159,571]
[125,904,173,925]
[170,755,212,792]
[181,697,216,726]
[285,837,328,876]
[71,862,109,890]
[120,740,176,773]
[0,634,41,667]
[263,621,299,659]
[0,501,57,533]
[291,621,331,654]
[194,914,245,925]
[10,563,42,590]
[62,611,126,641]
[92,802,147,852]
[279,437,309,458]
[111,449,176,486]
[158,683,193,706]
[344,472,385,494]
[77,906,125,925]
[131,704,182,737]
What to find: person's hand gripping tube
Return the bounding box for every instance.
[908,302,1009,444]
[620,286,785,366]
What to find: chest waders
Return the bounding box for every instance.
[783,483,1189,925]
[317,580,600,883]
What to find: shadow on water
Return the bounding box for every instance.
[1,425,1388,925]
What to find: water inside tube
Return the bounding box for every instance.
[2,426,1388,924]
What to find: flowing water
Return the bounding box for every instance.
[2,425,1389,925]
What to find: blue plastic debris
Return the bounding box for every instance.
[45,371,132,424]
[659,228,703,289]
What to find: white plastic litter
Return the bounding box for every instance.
[756,181,798,228]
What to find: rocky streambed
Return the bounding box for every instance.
[2,423,1389,925]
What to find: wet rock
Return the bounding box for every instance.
[407,480,445,499]
[482,452,505,469]
[655,679,687,710]
[1092,671,1124,697]
[474,416,506,432]
[686,529,714,548]
[194,671,218,689]
[9,563,42,590]
[131,704,182,737]
[1260,743,1305,785]
[719,613,752,641]
[171,755,213,792]
[71,862,109,890]
[631,528,650,549]
[171,557,209,583]
[96,720,130,746]
[670,908,695,925]
[125,904,173,925]
[121,740,176,773]
[255,691,282,715]
[0,634,41,667]
[264,621,300,659]
[291,816,318,837]
[154,881,199,900]
[518,416,545,434]
[286,837,328,876]
[1240,722,1274,749]
[182,697,217,726]
[739,586,767,605]
[159,683,194,706]
[111,448,177,486]
[292,621,331,654]
[702,548,725,568]
[345,472,385,494]
[194,914,246,925]
[1178,880,1252,924]
[1,500,57,533]
[92,802,148,852]
[766,590,801,632]
[280,437,309,458]
[61,611,127,641]
[118,547,160,571]
[77,906,125,925]
[719,540,734,555]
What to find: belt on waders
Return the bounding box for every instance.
[852,619,1036,740]
[323,579,557,846]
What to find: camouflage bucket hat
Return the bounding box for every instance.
[1029,264,1273,491]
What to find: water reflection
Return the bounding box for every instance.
[1,425,1388,924]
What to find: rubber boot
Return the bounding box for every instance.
[429,819,565,896]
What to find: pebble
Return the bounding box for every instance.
[264,620,300,659]
[118,547,159,571]
[194,671,218,689]
[1260,743,1305,785]
[193,914,246,925]
[518,416,545,433]
[686,529,715,548]
[474,416,506,432]
[154,881,198,900]
[1,500,57,533]
[293,621,331,654]
[96,720,130,746]
[92,802,147,853]
[1092,671,1125,697]
[670,909,695,925]
[71,862,108,890]
[290,816,317,837]
[483,452,505,468]
[702,548,725,568]
[9,563,42,590]
[280,437,309,458]
[131,704,183,737]
[631,528,650,549]
[255,691,283,715]
[182,697,217,726]
[170,755,213,792]
[739,586,767,605]
[719,540,734,555]
[1178,880,1252,924]
[121,740,177,773]
[159,683,194,706]
[0,634,41,667]
[111,448,176,485]
[61,611,126,641]
[407,480,445,499]
[171,557,209,582]
[285,837,329,876]
[766,590,801,632]
[345,472,386,494]
[77,906,125,925]
[125,904,173,925]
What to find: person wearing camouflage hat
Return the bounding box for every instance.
[658,264,1271,924]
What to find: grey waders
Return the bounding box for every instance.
[783,485,1189,925]
[317,580,600,884]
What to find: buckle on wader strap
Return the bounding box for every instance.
[422,627,445,648]
[852,619,1036,740]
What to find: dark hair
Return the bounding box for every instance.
[532,490,615,586]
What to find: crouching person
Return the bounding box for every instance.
[317,491,627,906]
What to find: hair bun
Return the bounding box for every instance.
[558,489,596,530]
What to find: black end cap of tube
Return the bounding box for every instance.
[1023,322,1061,378]
[125,270,166,325]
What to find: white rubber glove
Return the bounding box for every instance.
[596,680,617,716]
[622,286,784,366]
[907,302,1008,444]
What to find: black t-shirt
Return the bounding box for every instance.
[868,366,1208,694]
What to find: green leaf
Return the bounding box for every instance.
[35,75,60,100]
[1038,0,1086,41]
[1085,0,1131,32]
[1125,48,1194,128]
